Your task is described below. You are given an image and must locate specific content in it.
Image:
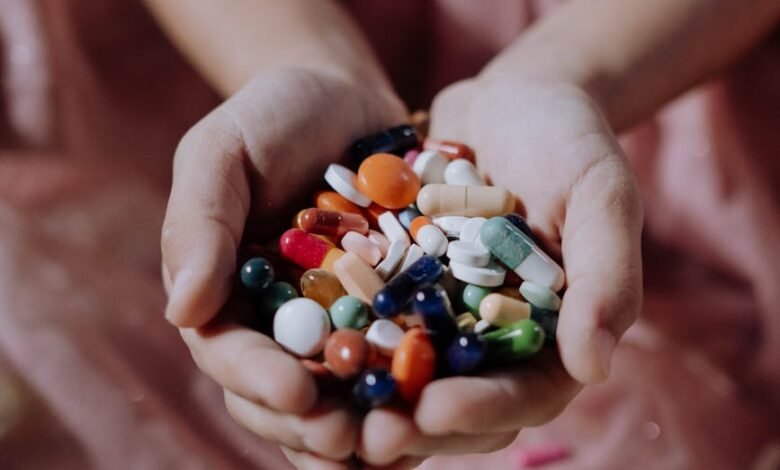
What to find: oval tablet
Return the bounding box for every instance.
[446,240,490,267]
[356,153,420,209]
[325,164,371,207]
[449,260,506,287]
[392,328,436,402]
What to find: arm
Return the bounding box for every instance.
[144,0,390,96]
[481,0,780,131]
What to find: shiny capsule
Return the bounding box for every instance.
[409,216,448,258]
[315,191,363,215]
[412,285,459,350]
[299,208,369,237]
[279,228,345,272]
[372,256,444,318]
[479,293,532,327]
[300,269,347,308]
[350,124,418,163]
[392,328,436,402]
[483,319,545,362]
[417,184,514,218]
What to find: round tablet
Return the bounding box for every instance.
[273,298,331,357]
[446,240,491,267]
[356,154,421,209]
[324,164,372,207]
[449,260,506,287]
[365,319,405,356]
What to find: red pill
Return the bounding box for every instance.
[423,139,475,163]
[324,329,373,379]
[299,208,369,237]
[279,228,345,272]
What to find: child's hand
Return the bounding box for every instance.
[161,68,405,466]
[358,78,644,466]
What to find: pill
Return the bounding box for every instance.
[392,328,436,402]
[496,285,524,300]
[412,150,448,184]
[356,154,421,209]
[444,159,485,186]
[504,213,536,241]
[333,252,385,304]
[462,284,492,317]
[329,295,370,330]
[273,298,331,357]
[397,243,425,272]
[459,217,487,244]
[239,257,274,295]
[324,329,373,379]
[531,307,559,344]
[366,319,406,356]
[279,228,345,272]
[350,124,418,163]
[446,240,490,267]
[324,164,371,207]
[479,217,565,291]
[398,206,422,230]
[416,184,514,217]
[315,191,363,215]
[403,148,420,166]
[353,368,397,410]
[256,281,298,317]
[300,269,347,308]
[409,216,448,257]
[341,231,382,266]
[455,312,477,330]
[362,202,387,229]
[519,281,562,311]
[432,216,470,237]
[373,256,444,318]
[374,240,406,280]
[412,285,459,350]
[423,139,475,163]
[367,230,390,256]
[299,208,369,238]
[377,211,411,248]
[483,319,545,361]
[479,293,532,327]
[474,319,494,335]
[446,333,487,375]
[449,260,506,287]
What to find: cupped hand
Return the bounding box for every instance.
[161,68,406,467]
[359,78,644,466]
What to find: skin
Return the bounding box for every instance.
[146,0,780,467]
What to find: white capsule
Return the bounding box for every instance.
[514,245,565,292]
[366,319,405,356]
[324,164,371,207]
[432,216,470,237]
[273,298,331,357]
[446,240,491,267]
[519,281,562,311]
[415,224,448,257]
[449,260,506,287]
[378,211,411,248]
[412,150,448,184]
[374,240,406,280]
[444,159,485,186]
[398,243,425,272]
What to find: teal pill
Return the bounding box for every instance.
[519,281,561,311]
[483,318,545,362]
[329,296,369,330]
[257,282,298,316]
[462,284,491,318]
[479,217,534,270]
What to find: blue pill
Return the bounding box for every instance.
[353,368,396,409]
[504,213,537,242]
[412,285,459,350]
[530,305,558,344]
[398,206,422,231]
[240,257,274,294]
[373,256,444,318]
[446,333,487,375]
[350,125,419,163]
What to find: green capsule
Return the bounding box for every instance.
[329,295,369,330]
[479,217,534,269]
[483,318,545,362]
[462,284,491,318]
[257,282,298,316]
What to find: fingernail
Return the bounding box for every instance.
[593,329,616,381]
[164,268,191,323]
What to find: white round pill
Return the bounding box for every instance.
[519,281,562,311]
[324,164,372,207]
[366,319,405,356]
[446,240,491,267]
[416,224,448,257]
[449,260,506,287]
[432,216,470,237]
[273,298,331,357]
[444,159,485,186]
[412,150,448,184]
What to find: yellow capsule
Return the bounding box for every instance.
[479,293,531,327]
[416,184,514,217]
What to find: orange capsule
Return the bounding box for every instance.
[315,191,363,215]
[392,328,436,402]
[409,216,433,239]
[423,139,475,163]
[299,208,369,237]
[356,153,421,209]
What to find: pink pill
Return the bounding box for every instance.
[341,231,382,266]
[367,230,390,256]
[403,149,421,166]
[513,443,572,468]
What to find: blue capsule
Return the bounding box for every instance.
[373,256,444,318]
[530,305,558,344]
[446,333,487,375]
[350,125,419,163]
[398,206,422,231]
[504,213,537,242]
[353,368,396,409]
[240,257,274,295]
[411,285,459,350]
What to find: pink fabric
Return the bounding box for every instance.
[0,0,778,468]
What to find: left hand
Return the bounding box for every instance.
[357,77,644,466]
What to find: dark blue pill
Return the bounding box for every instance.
[412,285,459,350]
[530,305,558,344]
[446,333,487,375]
[350,125,419,163]
[240,257,274,295]
[373,256,443,318]
[504,214,537,243]
[353,368,396,409]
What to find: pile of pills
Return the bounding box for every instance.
[237,122,565,410]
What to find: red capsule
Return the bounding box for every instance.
[423,139,475,163]
[279,228,345,272]
[299,208,369,237]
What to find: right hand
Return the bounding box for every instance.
[161,67,406,467]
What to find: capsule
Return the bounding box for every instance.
[423,139,475,163]
[372,256,444,318]
[299,208,369,238]
[416,184,514,218]
[392,328,436,402]
[279,228,345,272]
[483,319,545,362]
[479,217,565,291]
[479,293,531,327]
[409,216,448,257]
[314,191,363,215]
[446,333,487,375]
[350,124,418,163]
[398,206,422,231]
[504,213,536,241]
[411,284,459,351]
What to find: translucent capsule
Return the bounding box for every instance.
[349,124,418,163]
[479,293,531,327]
[444,159,485,186]
[479,217,565,291]
[315,191,363,215]
[392,328,436,402]
[273,298,331,357]
[353,368,397,410]
[423,139,475,163]
[300,269,347,308]
[417,184,514,217]
[341,231,382,266]
[409,216,448,257]
[412,284,459,350]
[333,252,385,304]
[483,319,545,362]
[446,333,487,375]
[279,228,345,272]
[356,153,421,209]
[412,150,448,184]
[372,256,444,318]
[299,208,369,238]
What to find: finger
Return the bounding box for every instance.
[162,110,250,328]
[360,408,518,465]
[558,154,644,383]
[225,391,359,461]
[414,350,580,436]
[281,447,356,470]
[181,323,317,414]
[364,456,427,470]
